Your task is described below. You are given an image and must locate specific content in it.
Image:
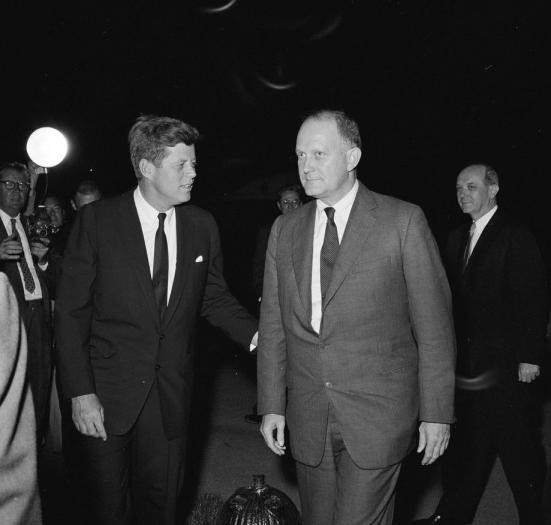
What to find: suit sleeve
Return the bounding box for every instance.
[200,214,257,349]
[402,206,456,423]
[256,216,287,416]
[54,205,98,399]
[506,228,548,365]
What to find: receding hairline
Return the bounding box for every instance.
[458,164,499,187]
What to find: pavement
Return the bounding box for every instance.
[39,329,551,524]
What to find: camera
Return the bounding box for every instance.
[27,205,59,243]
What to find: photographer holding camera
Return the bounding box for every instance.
[0,161,53,444]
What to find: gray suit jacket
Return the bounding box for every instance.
[258,183,456,468]
[0,274,42,524]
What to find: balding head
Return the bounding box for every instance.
[456,164,499,220]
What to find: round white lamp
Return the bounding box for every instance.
[26,127,69,168]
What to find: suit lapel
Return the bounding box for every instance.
[463,208,503,278]
[0,219,25,302]
[323,184,377,309]
[162,205,194,328]
[117,192,160,328]
[292,203,316,319]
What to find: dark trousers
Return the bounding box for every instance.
[20,298,52,443]
[437,383,545,525]
[68,384,186,525]
[295,405,401,525]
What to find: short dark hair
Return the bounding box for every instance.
[128,115,200,179]
[277,184,303,202]
[483,165,499,186]
[75,179,102,197]
[0,161,29,180]
[302,109,362,149]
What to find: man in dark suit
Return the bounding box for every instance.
[0,162,52,443]
[55,115,257,525]
[414,164,548,525]
[258,110,456,525]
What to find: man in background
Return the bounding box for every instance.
[0,162,52,442]
[251,184,304,302]
[415,165,548,525]
[70,179,102,211]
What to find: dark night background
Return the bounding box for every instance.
[3,0,550,303]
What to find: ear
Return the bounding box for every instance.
[276,201,282,212]
[346,147,362,173]
[139,159,154,180]
[489,184,499,199]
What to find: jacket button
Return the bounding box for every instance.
[155,364,161,370]
[159,334,165,340]
[325,382,332,388]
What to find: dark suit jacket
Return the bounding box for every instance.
[258,183,456,469]
[0,217,51,322]
[55,191,257,439]
[446,208,548,380]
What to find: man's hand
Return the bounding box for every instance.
[417,422,450,466]
[72,393,107,441]
[518,363,540,383]
[30,237,50,264]
[0,234,23,261]
[260,414,286,456]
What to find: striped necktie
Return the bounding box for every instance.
[11,218,36,293]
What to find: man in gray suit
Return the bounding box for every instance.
[258,110,456,525]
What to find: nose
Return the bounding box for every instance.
[302,155,313,174]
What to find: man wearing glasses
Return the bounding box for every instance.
[0,161,52,443]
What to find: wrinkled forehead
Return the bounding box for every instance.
[457,167,485,185]
[297,117,342,145]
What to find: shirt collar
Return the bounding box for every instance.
[473,204,498,230]
[316,179,359,216]
[134,187,175,227]
[0,208,20,227]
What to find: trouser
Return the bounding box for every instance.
[21,298,52,444]
[69,384,186,525]
[295,405,401,525]
[437,383,545,525]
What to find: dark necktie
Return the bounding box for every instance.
[320,207,339,301]
[152,213,168,319]
[462,221,476,271]
[11,218,36,293]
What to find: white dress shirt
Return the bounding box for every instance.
[133,187,177,305]
[468,205,498,257]
[311,180,359,333]
[0,209,43,301]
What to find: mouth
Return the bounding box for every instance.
[180,184,193,190]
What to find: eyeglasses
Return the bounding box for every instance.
[0,180,31,192]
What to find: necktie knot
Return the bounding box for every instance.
[158,212,166,226]
[324,207,335,223]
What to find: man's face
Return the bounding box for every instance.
[277,190,302,215]
[0,168,29,217]
[44,196,65,227]
[142,142,197,208]
[456,167,498,220]
[295,118,359,205]
[72,191,100,210]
